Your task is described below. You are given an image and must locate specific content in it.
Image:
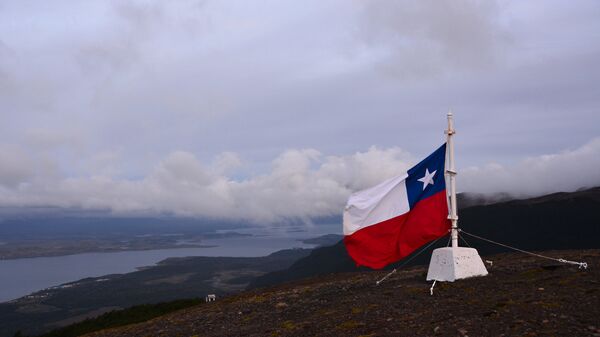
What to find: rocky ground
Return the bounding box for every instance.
[86,249,600,337]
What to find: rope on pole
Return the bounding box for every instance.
[458,232,472,248]
[459,229,588,270]
[375,234,448,285]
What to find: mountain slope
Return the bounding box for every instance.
[250,187,600,288]
[86,249,600,337]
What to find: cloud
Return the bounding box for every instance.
[0,1,598,224]
[0,0,597,168]
[461,138,600,197]
[0,146,412,222]
[1,139,599,222]
[356,0,510,78]
[0,144,60,189]
[0,145,35,188]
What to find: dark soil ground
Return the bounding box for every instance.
[86,249,600,337]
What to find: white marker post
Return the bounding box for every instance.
[446,112,459,248]
[426,112,488,282]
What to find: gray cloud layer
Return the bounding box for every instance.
[0,1,599,221]
[1,139,598,222]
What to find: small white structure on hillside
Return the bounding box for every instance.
[427,246,488,281]
[205,294,216,302]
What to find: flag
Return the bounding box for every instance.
[343,143,450,269]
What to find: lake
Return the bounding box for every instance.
[0,224,341,303]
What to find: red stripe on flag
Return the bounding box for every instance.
[344,190,450,269]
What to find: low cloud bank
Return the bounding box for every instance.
[1,139,599,223]
[461,138,600,197]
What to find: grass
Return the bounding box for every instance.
[351,307,363,314]
[247,294,268,303]
[281,320,296,330]
[35,298,203,337]
[336,320,363,330]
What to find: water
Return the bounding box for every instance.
[0,224,341,303]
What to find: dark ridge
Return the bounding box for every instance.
[249,187,600,289]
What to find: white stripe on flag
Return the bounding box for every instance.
[343,173,410,236]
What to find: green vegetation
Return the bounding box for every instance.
[281,320,297,330]
[36,298,203,337]
[336,320,363,330]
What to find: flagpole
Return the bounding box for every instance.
[445,111,459,248]
[427,112,488,283]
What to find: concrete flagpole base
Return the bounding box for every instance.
[426,247,488,282]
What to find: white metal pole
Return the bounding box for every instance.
[445,111,459,248]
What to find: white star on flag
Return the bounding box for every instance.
[417,168,437,190]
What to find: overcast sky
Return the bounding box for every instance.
[0,0,599,222]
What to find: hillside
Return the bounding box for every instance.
[250,187,600,288]
[85,249,600,337]
[0,249,311,337]
[5,187,600,336]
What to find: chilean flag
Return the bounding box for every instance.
[343,144,450,269]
